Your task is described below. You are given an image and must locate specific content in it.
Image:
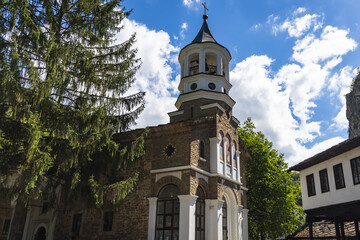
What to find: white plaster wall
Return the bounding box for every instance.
[300,146,360,210]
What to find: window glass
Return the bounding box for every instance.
[350,157,360,185]
[219,131,224,161]
[333,163,345,189]
[103,211,114,231]
[319,169,330,193]
[2,219,10,236]
[306,174,316,197]
[222,198,228,240]
[72,213,82,233]
[200,141,205,159]
[195,187,205,240]
[225,134,231,165]
[155,185,179,240]
[232,141,237,168]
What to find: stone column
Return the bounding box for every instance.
[200,50,205,73]
[205,199,224,240]
[210,137,219,173]
[147,197,158,240]
[237,205,243,240]
[242,209,249,240]
[178,195,198,240]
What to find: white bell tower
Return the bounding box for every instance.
[169,14,236,122]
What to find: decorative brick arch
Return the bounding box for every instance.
[197,178,209,198]
[152,175,187,196]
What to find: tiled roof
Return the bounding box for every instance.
[287,220,360,239]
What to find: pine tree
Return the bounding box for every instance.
[0,0,145,207]
[239,118,304,240]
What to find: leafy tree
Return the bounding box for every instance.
[0,0,145,207]
[239,118,304,240]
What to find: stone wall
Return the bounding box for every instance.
[346,73,360,139]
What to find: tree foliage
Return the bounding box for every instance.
[239,118,304,240]
[0,0,145,207]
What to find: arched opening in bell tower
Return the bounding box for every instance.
[189,53,200,76]
[222,58,228,79]
[205,52,217,75]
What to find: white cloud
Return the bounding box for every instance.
[292,26,357,64]
[180,22,188,39]
[274,13,322,38]
[183,0,201,8]
[251,23,262,31]
[328,66,356,130]
[230,19,357,164]
[115,19,179,128]
[293,7,306,15]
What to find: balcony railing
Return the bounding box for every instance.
[188,64,218,76]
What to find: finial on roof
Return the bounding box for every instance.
[202,2,208,16]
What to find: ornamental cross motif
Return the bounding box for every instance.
[202,2,208,15]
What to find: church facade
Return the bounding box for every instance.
[1,14,250,240]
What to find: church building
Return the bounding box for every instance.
[0,13,251,240]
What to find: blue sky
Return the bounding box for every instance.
[116,0,360,165]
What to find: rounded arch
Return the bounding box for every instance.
[205,52,217,75]
[155,184,180,239]
[189,52,200,75]
[33,224,47,240]
[225,134,231,165]
[232,140,237,168]
[219,131,224,161]
[152,176,187,197]
[222,187,238,240]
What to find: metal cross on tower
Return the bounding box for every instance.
[202,2,208,15]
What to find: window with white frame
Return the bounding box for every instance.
[333,163,345,189]
[219,131,224,161]
[155,184,180,240]
[225,134,231,165]
[232,141,237,168]
[222,197,228,240]
[350,157,360,185]
[195,187,205,240]
[306,174,316,197]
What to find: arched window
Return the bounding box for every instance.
[222,197,228,240]
[195,187,205,240]
[232,141,237,168]
[189,53,199,75]
[199,141,205,159]
[219,131,224,161]
[34,227,46,240]
[155,185,180,240]
[226,134,231,165]
[205,52,217,75]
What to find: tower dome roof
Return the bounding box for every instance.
[192,15,216,43]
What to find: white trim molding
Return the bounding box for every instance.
[167,110,184,117]
[200,103,226,113]
[231,116,240,125]
[150,165,242,185]
[155,171,182,182]
[175,90,236,109]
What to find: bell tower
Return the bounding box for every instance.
[168,14,236,123]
